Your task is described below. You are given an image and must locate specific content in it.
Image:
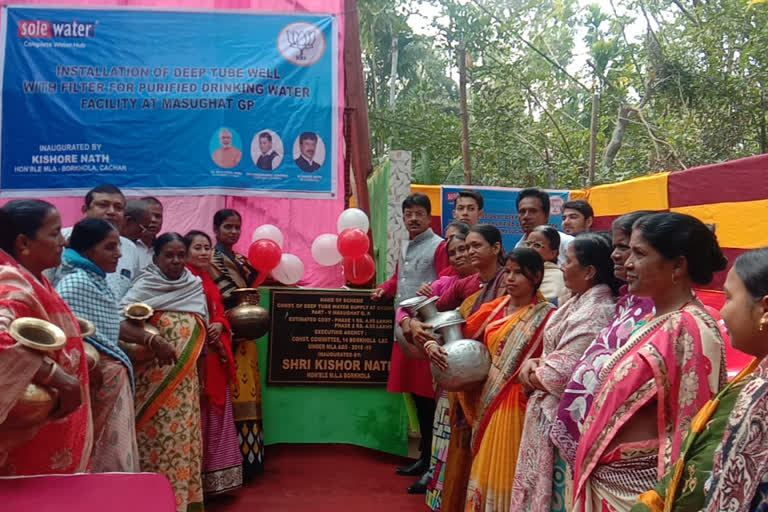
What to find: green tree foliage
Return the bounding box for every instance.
[359,0,768,187]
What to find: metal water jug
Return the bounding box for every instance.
[399,295,492,390]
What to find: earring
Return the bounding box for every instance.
[21,249,30,256]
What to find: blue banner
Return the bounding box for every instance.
[0,6,338,197]
[441,186,571,249]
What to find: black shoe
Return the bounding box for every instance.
[407,470,433,494]
[395,458,428,476]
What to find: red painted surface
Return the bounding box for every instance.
[206,444,427,512]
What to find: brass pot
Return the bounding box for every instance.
[118,303,157,363]
[76,317,96,338]
[227,288,269,340]
[124,302,153,322]
[4,384,56,429]
[9,317,66,352]
[83,342,100,370]
[4,317,64,428]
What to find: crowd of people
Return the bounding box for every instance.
[2,183,768,512]
[0,185,265,511]
[372,188,768,512]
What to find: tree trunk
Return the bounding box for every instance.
[458,44,472,185]
[602,104,634,173]
[389,36,398,108]
[344,0,375,212]
[588,92,600,185]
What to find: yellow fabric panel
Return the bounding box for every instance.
[410,184,443,216]
[570,189,588,201]
[587,172,669,216]
[672,200,768,249]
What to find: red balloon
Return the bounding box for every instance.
[248,239,282,272]
[343,254,376,285]
[337,228,370,259]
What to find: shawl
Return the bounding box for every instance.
[0,249,92,475]
[56,248,134,389]
[509,283,616,511]
[470,297,554,452]
[551,287,655,465]
[120,264,208,322]
[456,267,507,320]
[573,304,728,503]
[210,244,259,310]
[703,356,768,512]
[186,264,236,413]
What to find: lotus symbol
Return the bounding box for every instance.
[286,29,317,61]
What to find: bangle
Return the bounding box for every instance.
[147,335,158,350]
[40,358,58,386]
[423,340,438,352]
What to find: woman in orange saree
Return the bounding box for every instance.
[414,225,507,512]
[121,233,209,512]
[427,248,554,512]
[0,200,92,475]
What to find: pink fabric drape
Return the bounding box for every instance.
[0,0,347,288]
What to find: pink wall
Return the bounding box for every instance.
[0,0,347,287]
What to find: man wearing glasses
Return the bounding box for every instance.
[46,184,140,299]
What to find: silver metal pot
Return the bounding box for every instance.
[394,322,426,360]
[413,295,439,319]
[431,315,464,343]
[431,317,492,391]
[398,296,429,310]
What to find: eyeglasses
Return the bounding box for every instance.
[523,241,545,250]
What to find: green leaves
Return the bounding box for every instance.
[361,0,768,186]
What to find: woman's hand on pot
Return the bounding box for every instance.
[409,318,437,345]
[424,341,448,371]
[149,335,178,366]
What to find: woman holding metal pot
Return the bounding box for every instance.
[0,199,92,475]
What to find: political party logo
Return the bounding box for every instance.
[17,19,95,38]
[277,22,326,66]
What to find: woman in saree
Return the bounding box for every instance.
[56,217,139,472]
[510,233,618,512]
[0,199,92,475]
[572,212,728,512]
[628,248,768,512]
[184,230,242,495]
[121,232,207,512]
[550,211,655,471]
[398,230,473,501]
[521,225,566,305]
[428,248,555,512]
[210,209,264,479]
[412,224,508,512]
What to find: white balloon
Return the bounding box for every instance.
[337,208,370,233]
[252,224,284,248]
[272,254,304,285]
[311,233,342,266]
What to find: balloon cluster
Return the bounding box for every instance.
[247,224,304,285]
[246,208,377,287]
[311,208,376,285]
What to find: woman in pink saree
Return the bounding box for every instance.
[573,212,728,512]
